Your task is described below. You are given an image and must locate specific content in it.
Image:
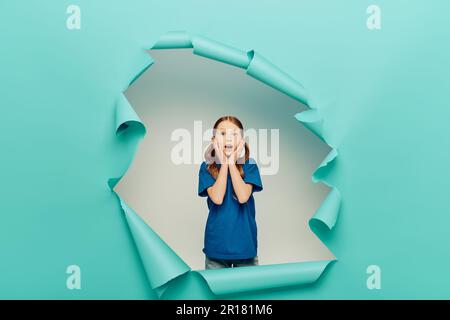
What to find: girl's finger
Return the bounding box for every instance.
[236,140,244,163]
[215,140,221,152]
[237,140,244,153]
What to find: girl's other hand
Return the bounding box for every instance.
[213,139,226,165]
[228,140,245,165]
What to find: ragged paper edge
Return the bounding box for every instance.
[108,31,341,298]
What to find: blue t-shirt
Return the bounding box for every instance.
[198,158,263,260]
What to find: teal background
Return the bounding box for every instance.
[1,0,449,299]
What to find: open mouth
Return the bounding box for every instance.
[225,144,233,150]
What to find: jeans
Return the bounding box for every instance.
[205,256,259,269]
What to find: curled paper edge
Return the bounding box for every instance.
[109,31,342,298]
[118,195,191,290]
[196,260,333,296]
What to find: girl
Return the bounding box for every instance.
[198,116,263,269]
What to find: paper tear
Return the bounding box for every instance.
[109,31,342,299]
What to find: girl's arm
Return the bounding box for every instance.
[206,164,228,205]
[229,163,253,204]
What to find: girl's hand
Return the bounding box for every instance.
[228,140,245,165]
[213,139,227,165]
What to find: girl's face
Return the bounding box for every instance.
[213,120,243,157]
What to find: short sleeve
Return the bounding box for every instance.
[198,162,216,197]
[243,159,263,193]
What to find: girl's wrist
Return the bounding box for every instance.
[219,161,229,168]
